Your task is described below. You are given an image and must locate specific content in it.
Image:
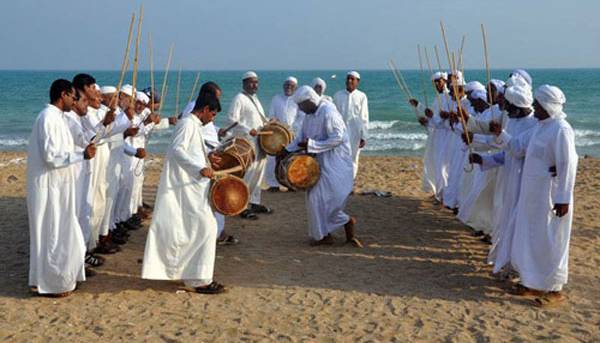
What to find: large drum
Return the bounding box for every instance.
[213,137,255,178]
[259,122,294,155]
[276,153,321,191]
[210,175,249,216]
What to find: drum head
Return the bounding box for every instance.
[260,123,292,155]
[287,155,320,190]
[211,176,249,216]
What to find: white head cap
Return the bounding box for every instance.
[347,70,361,80]
[100,86,117,95]
[431,72,448,81]
[511,69,532,86]
[534,85,567,119]
[449,71,465,86]
[293,85,321,105]
[506,74,531,90]
[465,81,486,94]
[470,90,488,102]
[504,86,533,108]
[312,77,327,92]
[242,71,258,80]
[120,84,136,97]
[136,91,150,105]
[285,76,298,85]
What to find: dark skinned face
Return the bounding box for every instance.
[505,101,532,118]
[283,81,297,97]
[61,88,76,112]
[488,84,498,104]
[196,105,217,125]
[297,100,318,114]
[243,78,258,95]
[434,79,446,93]
[313,85,324,96]
[73,92,89,116]
[346,76,359,92]
[472,98,489,113]
[533,100,550,121]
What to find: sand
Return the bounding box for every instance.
[0,151,599,342]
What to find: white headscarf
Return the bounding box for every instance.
[465,81,486,94]
[293,85,321,105]
[504,86,533,108]
[490,79,505,94]
[243,71,258,80]
[312,77,327,93]
[285,76,298,85]
[347,70,361,79]
[120,84,136,97]
[449,71,465,86]
[505,74,531,90]
[136,91,150,105]
[534,85,567,119]
[470,90,488,102]
[511,69,532,86]
[100,86,117,94]
[431,72,448,81]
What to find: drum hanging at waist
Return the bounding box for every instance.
[259,122,294,156]
[213,136,256,178]
[210,175,249,216]
[276,153,320,191]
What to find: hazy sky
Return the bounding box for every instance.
[1,0,598,70]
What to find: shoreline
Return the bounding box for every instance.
[0,152,598,341]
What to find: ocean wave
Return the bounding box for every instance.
[575,129,600,138]
[364,141,426,152]
[0,138,28,147]
[368,132,427,141]
[368,120,399,130]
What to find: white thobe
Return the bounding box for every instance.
[266,94,301,188]
[142,115,217,285]
[286,101,353,240]
[510,117,577,291]
[225,92,268,205]
[482,114,537,271]
[333,89,369,179]
[27,104,86,294]
[442,97,470,209]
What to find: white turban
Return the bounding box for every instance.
[136,91,150,104]
[100,86,117,94]
[511,69,532,86]
[242,71,258,80]
[449,71,465,86]
[470,90,488,102]
[534,85,567,119]
[312,77,327,93]
[347,70,361,79]
[504,86,533,108]
[120,84,136,97]
[465,81,486,94]
[285,76,298,85]
[293,85,321,105]
[431,72,447,81]
[490,79,505,94]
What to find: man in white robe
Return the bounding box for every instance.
[265,76,300,191]
[509,85,577,306]
[284,86,362,248]
[224,71,272,219]
[333,71,369,180]
[27,79,97,296]
[142,93,226,294]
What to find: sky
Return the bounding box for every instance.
[0,0,598,70]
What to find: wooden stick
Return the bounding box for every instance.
[458,35,466,72]
[175,65,182,116]
[388,60,420,120]
[440,21,453,71]
[256,131,274,136]
[158,44,175,114]
[111,13,136,104]
[390,60,413,99]
[220,121,238,136]
[424,47,443,114]
[213,165,244,177]
[417,44,429,108]
[187,72,201,104]
[148,32,155,110]
[131,4,144,103]
[387,61,410,101]
[481,24,493,106]
[450,52,474,172]
[434,45,443,71]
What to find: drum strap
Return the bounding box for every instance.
[242,92,269,124]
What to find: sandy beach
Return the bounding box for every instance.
[0,151,599,342]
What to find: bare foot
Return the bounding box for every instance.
[344,217,363,248]
[310,234,335,246]
[534,291,566,308]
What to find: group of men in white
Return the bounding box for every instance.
[26,70,370,296]
[412,68,578,307]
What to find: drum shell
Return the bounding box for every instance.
[276,153,320,191]
[259,122,294,156]
[213,137,255,178]
[210,175,249,216]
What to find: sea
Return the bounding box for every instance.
[0,69,598,156]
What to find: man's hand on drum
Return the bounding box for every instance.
[208,152,223,169]
[200,167,214,179]
[249,128,258,137]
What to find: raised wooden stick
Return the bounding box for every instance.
[148,32,155,110]
[434,45,443,71]
[175,65,182,116]
[187,72,201,104]
[450,52,473,172]
[213,165,244,178]
[440,21,453,71]
[131,4,144,103]
[111,13,136,104]
[417,44,429,108]
[158,44,175,114]
[481,24,493,106]
[424,47,443,114]
[387,61,410,101]
[390,60,413,99]
[458,35,466,72]
[388,60,420,119]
